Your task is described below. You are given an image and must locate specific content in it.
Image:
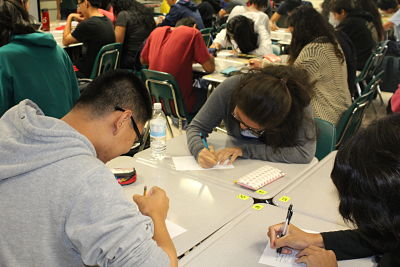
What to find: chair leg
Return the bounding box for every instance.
[166,117,174,138]
[139,125,150,152]
[376,85,384,105]
[178,119,183,134]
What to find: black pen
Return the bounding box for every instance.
[277,204,293,254]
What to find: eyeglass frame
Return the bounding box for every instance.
[114,106,143,145]
[231,111,265,138]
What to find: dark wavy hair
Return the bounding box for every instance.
[226,15,258,54]
[248,0,268,8]
[355,0,385,41]
[231,65,315,148]
[331,114,400,248]
[111,0,155,33]
[377,0,398,10]
[0,0,35,46]
[287,5,344,65]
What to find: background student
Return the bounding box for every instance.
[0,0,79,118]
[268,114,400,267]
[286,6,351,126]
[112,0,155,70]
[378,0,400,40]
[269,0,312,31]
[186,65,316,168]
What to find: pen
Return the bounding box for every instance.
[143,186,147,196]
[199,133,209,150]
[277,204,293,254]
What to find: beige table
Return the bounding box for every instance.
[133,132,318,200]
[107,156,254,257]
[273,151,348,227]
[179,205,374,267]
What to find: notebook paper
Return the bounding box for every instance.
[172,156,234,171]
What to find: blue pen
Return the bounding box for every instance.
[199,133,209,150]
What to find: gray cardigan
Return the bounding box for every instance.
[186,75,316,164]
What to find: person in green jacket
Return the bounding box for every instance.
[0,0,79,119]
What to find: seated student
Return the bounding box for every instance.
[251,6,351,125]
[0,70,177,267]
[186,65,316,168]
[0,0,79,119]
[330,0,376,70]
[355,0,385,43]
[140,17,215,114]
[211,0,273,55]
[198,0,216,28]
[378,0,400,40]
[269,0,312,31]
[63,0,115,78]
[156,0,205,29]
[112,0,155,70]
[268,114,400,267]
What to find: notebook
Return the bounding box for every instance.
[236,165,286,191]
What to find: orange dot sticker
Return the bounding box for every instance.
[252,204,265,210]
[279,196,291,202]
[237,194,250,200]
[255,189,267,195]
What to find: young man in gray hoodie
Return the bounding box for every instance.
[0,70,177,267]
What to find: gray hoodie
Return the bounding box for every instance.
[0,100,169,266]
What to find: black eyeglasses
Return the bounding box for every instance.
[231,111,265,138]
[115,106,143,145]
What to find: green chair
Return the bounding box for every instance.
[89,43,122,79]
[335,89,375,148]
[314,118,336,160]
[141,69,192,136]
[355,41,388,97]
[200,27,213,47]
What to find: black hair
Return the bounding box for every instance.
[355,0,385,41]
[288,6,344,64]
[231,65,315,148]
[284,0,302,12]
[248,0,268,8]
[0,0,35,46]
[331,114,400,248]
[112,0,155,33]
[226,15,258,54]
[75,69,152,124]
[330,0,356,14]
[87,0,102,8]
[176,16,196,27]
[377,0,398,10]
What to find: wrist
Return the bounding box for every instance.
[309,233,324,248]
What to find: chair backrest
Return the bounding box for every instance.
[356,41,389,83]
[200,27,213,47]
[335,89,375,148]
[141,69,188,120]
[315,118,336,160]
[89,43,122,79]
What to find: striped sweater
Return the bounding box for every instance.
[294,41,352,126]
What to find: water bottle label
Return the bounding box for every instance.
[150,126,166,137]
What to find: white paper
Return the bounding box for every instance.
[259,230,317,267]
[172,156,234,171]
[259,245,305,267]
[166,219,186,239]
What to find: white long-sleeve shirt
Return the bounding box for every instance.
[214,6,273,55]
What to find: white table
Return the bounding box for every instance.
[271,30,292,45]
[179,205,375,267]
[272,151,348,227]
[133,132,318,200]
[107,156,254,257]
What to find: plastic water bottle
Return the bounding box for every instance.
[150,103,167,159]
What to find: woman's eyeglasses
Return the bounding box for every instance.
[115,106,143,145]
[231,111,265,137]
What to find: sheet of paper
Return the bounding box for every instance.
[172,156,234,171]
[259,230,317,267]
[166,219,187,239]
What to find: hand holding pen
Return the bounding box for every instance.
[197,133,218,168]
[277,204,293,254]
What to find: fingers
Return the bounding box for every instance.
[198,148,218,168]
[216,148,242,164]
[132,194,144,205]
[230,153,240,164]
[267,223,285,248]
[209,145,215,153]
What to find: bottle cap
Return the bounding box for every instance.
[154,103,162,110]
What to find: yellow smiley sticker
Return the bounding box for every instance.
[237,194,250,200]
[255,189,267,195]
[252,204,265,210]
[279,196,291,202]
